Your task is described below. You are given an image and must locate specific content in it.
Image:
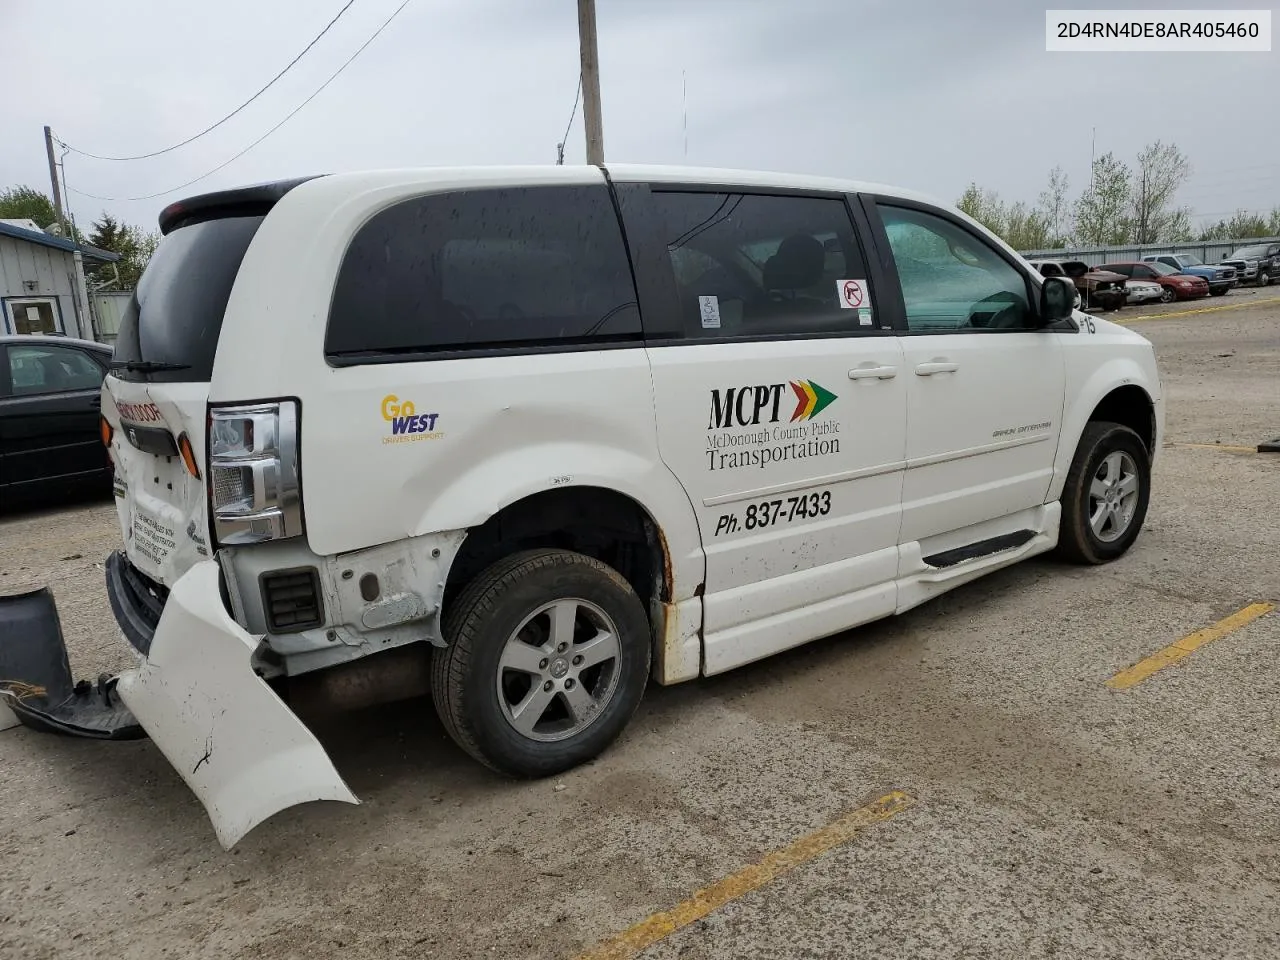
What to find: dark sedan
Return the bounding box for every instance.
[0,334,113,499]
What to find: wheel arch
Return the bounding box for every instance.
[1050,366,1158,504]
[440,482,705,687]
[1086,384,1156,453]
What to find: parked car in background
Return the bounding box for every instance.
[1220,242,1280,286]
[0,334,113,499]
[1026,258,1126,311]
[1125,279,1165,304]
[1140,253,1237,296]
[1099,262,1210,303]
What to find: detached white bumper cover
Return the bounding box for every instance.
[116,561,358,848]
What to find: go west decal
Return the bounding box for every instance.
[380,394,443,444]
[706,380,840,471]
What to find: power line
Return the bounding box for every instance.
[61,0,360,162]
[556,74,582,164]
[66,0,415,204]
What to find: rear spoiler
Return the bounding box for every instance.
[159,175,328,234]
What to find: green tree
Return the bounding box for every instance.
[1130,141,1192,243]
[86,213,160,289]
[1002,201,1051,251]
[1036,165,1072,247]
[957,182,1006,236]
[1198,210,1272,241]
[1074,152,1133,245]
[0,185,58,228]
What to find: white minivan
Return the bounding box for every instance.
[91,165,1161,847]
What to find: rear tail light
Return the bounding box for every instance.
[208,401,301,545]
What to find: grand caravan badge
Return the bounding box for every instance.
[380,394,444,444]
[706,379,840,471]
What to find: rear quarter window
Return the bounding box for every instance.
[325,185,641,360]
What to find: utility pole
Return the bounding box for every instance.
[43,126,67,231]
[577,0,604,166]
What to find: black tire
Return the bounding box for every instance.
[1210,287,1228,297]
[1159,287,1176,303]
[431,549,651,778]
[1258,270,1271,287]
[1056,422,1151,565]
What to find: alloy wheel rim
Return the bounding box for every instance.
[495,598,622,743]
[1088,450,1140,543]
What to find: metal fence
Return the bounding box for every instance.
[1018,235,1280,266]
[89,290,132,344]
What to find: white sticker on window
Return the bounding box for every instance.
[857,307,873,326]
[698,295,722,329]
[837,279,868,310]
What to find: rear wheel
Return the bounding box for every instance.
[431,549,651,777]
[1056,422,1150,565]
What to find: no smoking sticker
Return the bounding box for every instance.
[837,278,867,310]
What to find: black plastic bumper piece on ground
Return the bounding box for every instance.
[1259,437,1280,453]
[105,550,166,657]
[0,586,144,740]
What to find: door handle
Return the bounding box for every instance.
[915,361,959,376]
[848,365,897,380]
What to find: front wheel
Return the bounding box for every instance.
[1210,287,1228,296]
[1258,270,1271,287]
[431,549,651,777]
[1159,287,1176,303]
[1056,422,1151,565]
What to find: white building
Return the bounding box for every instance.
[0,219,121,340]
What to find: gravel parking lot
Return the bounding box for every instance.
[2,290,1278,960]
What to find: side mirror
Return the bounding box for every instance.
[1039,276,1075,323]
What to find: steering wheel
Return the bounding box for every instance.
[972,294,1025,330]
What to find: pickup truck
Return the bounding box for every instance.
[1140,254,1237,296]
[1219,242,1280,287]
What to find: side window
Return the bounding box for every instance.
[647,191,873,339]
[1130,265,1152,279]
[7,344,104,396]
[1107,264,1134,278]
[878,205,1034,332]
[326,185,640,358]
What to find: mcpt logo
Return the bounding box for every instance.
[381,394,443,444]
[708,380,838,429]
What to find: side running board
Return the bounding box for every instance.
[923,529,1037,569]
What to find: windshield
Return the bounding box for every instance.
[1178,254,1202,265]
[110,215,264,383]
[1229,245,1269,259]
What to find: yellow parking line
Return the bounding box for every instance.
[1115,295,1280,324]
[573,791,916,960]
[1106,602,1276,691]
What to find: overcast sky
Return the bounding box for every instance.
[2,0,1276,235]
